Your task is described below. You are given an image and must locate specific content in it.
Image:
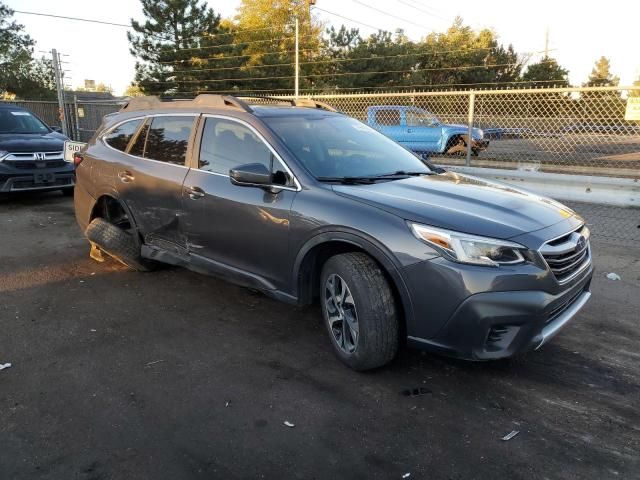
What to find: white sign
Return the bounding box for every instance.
[625,96,640,121]
[64,140,86,162]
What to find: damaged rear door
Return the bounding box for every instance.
[117,114,198,253]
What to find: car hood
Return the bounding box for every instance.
[0,131,67,153]
[442,124,483,137]
[332,172,577,239]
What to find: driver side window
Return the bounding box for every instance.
[199,118,292,186]
[406,111,436,127]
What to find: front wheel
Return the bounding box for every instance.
[320,253,399,371]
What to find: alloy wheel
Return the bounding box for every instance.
[324,274,359,354]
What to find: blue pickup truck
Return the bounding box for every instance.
[366,106,488,156]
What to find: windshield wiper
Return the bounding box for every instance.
[316,176,377,185]
[373,170,433,178]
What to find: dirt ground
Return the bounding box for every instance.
[1,192,638,480]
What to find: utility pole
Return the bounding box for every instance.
[51,49,68,137]
[294,17,299,98]
[544,27,550,59]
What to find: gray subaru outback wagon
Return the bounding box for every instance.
[74,95,593,370]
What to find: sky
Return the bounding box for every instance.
[8,0,640,96]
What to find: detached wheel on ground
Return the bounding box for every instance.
[320,252,399,371]
[85,217,153,272]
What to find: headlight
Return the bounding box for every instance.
[475,129,484,139]
[408,223,526,267]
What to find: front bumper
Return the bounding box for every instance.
[0,163,75,192]
[472,138,489,150]
[404,256,594,360]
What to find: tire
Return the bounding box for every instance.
[445,135,467,156]
[85,217,153,272]
[320,252,399,371]
[61,188,74,197]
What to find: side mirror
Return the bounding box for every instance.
[50,126,63,133]
[229,163,271,187]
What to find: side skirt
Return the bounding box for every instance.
[141,244,299,305]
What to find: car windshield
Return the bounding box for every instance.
[0,109,50,134]
[265,115,432,180]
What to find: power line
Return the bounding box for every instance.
[144,60,548,85]
[303,59,545,79]
[157,48,319,65]
[311,6,387,32]
[396,0,451,21]
[158,78,574,96]
[164,33,317,54]
[350,0,429,30]
[179,47,554,76]
[14,9,295,46]
[13,10,130,27]
[393,0,450,22]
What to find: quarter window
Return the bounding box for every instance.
[128,122,149,157]
[199,118,291,186]
[143,116,195,165]
[104,119,142,152]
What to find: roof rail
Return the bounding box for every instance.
[120,94,253,113]
[119,94,336,113]
[238,95,338,112]
[291,98,337,112]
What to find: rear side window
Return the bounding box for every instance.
[374,109,400,126]
[104,119,142,151]
[143,116,195,165]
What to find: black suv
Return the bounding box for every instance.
[74,95,593,370]
[0,104,74,196]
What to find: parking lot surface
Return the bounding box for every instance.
[1,193,639,480]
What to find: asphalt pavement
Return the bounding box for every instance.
[1,192,638,480]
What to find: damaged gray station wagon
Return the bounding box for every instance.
[74,95,593,371]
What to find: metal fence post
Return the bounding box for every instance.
[51,49,69,138]
[73,95,80,141]
[466,91,475,166]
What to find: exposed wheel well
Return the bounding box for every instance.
[297,241,406,336]
[90,195,132,231]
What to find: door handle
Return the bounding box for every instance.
[118,170,134,183]
[187,186,205,200]
[407,128,413,133]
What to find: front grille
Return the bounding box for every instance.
[11,177,72,190]
[5,160,67,169]
[546,287,585,324]
[540,225,591,284]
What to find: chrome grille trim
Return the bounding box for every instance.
[4,151,65,161]
[540,225,592,284]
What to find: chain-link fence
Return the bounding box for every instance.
[268,86,640,178]
[3,87,638,245]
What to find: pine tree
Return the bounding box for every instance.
[584,56,619,87]
[234,0,324,92]
[521,57,569,88]
[0,2,55,99]
[128,0,241,96]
